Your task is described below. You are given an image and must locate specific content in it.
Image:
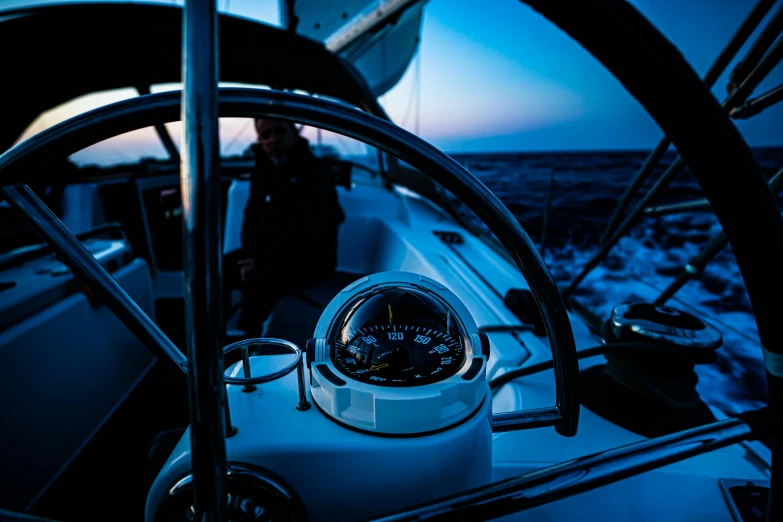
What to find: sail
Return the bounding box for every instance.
[282,0,425,96]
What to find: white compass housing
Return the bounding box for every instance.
[308,271,488,435]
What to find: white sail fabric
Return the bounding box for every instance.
[282,0,425,96]
[284,0,375,39]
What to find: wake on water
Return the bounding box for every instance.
[447,147,783,414]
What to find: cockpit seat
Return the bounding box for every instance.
[225,271,365,351]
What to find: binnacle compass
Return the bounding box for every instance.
[332,286,466,387]
[306,271,488,435]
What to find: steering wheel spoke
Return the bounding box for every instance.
[0,87,581,439]
[3,0,781,505]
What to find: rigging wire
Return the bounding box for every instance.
[539,168,556,255]
[223,119,255,156]
[415,40,421,136]
[306,94,362,157]
[326,128,365,158]
[400,49,421,129]
[95,138,135,165]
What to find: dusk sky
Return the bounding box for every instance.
[10,0,783,164]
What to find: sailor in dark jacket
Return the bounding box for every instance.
[236,118,345,336]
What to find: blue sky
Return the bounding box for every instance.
[11,0,783,162]
[383,0,783,152]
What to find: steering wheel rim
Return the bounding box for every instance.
[516,1,782,517]
[1,0,781,508]
[0,87,580,437]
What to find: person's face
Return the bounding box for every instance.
[255,119,298,160]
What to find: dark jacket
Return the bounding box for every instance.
[241,138,345,283]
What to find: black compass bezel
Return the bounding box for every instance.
[327,284,471,387]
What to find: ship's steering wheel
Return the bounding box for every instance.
[0,0,781,520]
[0,93,588,439]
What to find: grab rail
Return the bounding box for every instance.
[0,221,128,272]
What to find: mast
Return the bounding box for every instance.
[181,0,227,519]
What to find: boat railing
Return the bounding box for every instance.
[599,0,781,245]
[562,0,783,311]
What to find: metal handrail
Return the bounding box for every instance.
[727,4,783,96]
[369,415,770,521]
[653,165,783,304]
[564,35,783,297]
[598,0,778,244]
[511,1,783,516]
[731,83,783,119]
[642,198,712,216]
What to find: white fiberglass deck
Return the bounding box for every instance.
[213,175,771,521]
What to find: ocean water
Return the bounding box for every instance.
[448,146,783,415]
